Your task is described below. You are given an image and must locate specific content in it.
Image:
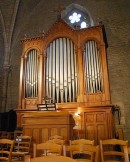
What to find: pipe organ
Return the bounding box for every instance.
[17,18,114,144]
[18,19,111,109]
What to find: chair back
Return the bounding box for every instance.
[12,135,31,161]
[100,138,129,162]
[49,135,64,140]
[0,138,14,162]
[46,138,66,156]
[14,135,31,153]
[70,139,94,146]
[46,138,65,145]
[69,144,99,162]
[33,142,62,157]
[48,135,65,146]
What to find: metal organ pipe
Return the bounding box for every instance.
[46,47,49,98]
[52,41,56,102]
[48,43,52,98]
[67,38,71,102]
[55,39,60,102]
[25,49,38,98]
[63,38,67,102]
[70,40,75,102]
[83,40,103,94]
[59,38,64,102]
[25,40,103,102]
[46,37,78,103]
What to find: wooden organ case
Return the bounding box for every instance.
[17,18,114,144]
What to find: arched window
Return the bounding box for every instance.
[61,3,94,29]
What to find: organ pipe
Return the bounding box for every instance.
[25,49,38,98]
[45,37,78,103]
[25,40,103,102]
[83,40,103,94]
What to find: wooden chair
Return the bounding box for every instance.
[49,134,64,140]
[33,142,63,157]
[13,130,23,139]
[128,146,130,152]
[70,139,94,146]
[46,138,65,145]
[69,139,96,161]
[126,144,130,159]
[46,138,66,156]
[25,155,77,162]
[47,134,65,145]
[69,144,99,162]
[116,128,124,140]
[0,131,9,139]
[12,135,31,161]
[68,139,94,158]
[0,138,14,162]
[100,138,129,162]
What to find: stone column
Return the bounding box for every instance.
[1,65,12,112]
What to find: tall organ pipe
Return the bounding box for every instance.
[25,49,38,98]
[46,37,77,103]
[83,40,103,94]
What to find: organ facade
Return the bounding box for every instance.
[17,18,114,144]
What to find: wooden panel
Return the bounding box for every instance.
[86,125,95,140]
[96,113,104,122]
[23,128,32,137]
[85,113,96,141]
[41,128,49,143]
[32,129,40,143]
[96,112,108,141]
[97,124,106,140]
[16,106,114,147]
[84,107,113,145]
[20,111,75,145]
[60,127,68,139]
[50,128,58,136]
